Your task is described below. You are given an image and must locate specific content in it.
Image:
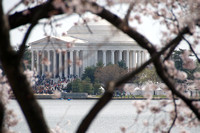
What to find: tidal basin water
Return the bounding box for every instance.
[8,100,200,133]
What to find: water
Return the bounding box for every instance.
[8,100,200,133]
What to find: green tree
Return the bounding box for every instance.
[82,66,96,83]
[93,82,102,95]
[96,61,104,68]
[81,77,94,94]
[71,79,82,92]
[65,82,72,92]
[117,60,128,70]
[66,78,94,94]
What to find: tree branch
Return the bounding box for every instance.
[0,100,4,133]
[95,5,155,53]
[182,36,200,63]
[8,0,62,29]
[98,5,200,120]
[163,27,189,61]
[86,0,200,120]
[76,84,113,133]
[76,26,189,132]
[17,23,36,60]
[6,0,22,16]
[124,2,134,25]
[0,1,50,133]
[168,94,177,133]
[17,1,53,60]
[6,0,200,132]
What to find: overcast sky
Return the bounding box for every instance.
[4,0,197,55]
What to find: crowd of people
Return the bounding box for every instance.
[32,75,78,94]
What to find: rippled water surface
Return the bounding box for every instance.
[8,100,200,133]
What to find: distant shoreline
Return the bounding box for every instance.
[9,94,200,101]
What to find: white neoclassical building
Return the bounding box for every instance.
[30,22,147,78]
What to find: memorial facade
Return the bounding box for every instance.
[30,23,147,78]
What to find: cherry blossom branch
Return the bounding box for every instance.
[77,26,190,132]
[8,0,62,29]
[163,28,190,61]
[182,37,200,63]
[168,94,177,133]
[85,1,200,120]
[0,1,50,133]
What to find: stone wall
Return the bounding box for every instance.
[61,92,88,99]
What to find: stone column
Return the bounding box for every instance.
[31,50,34,71]
[94,50,98,66]
[37,50,40,75]
[119,50,123,61]
[59,51,62,77]
[82,50,87,71]
[103,50,106,66]
[133,50,136,68]
[79,51,83,76]
[48,50,51,73]
[53,50,57,78]
[126,50,129,70]
[69,50,73,75]
[64,51,68,77]
[75,50,79,77]
[111,50,115,64]
[140,51,143,65]
[137,51,140,67]
[42,51,45,75]
[143,51,146,63]
[129,51,133,68]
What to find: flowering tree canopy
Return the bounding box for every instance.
[1,0,200,133]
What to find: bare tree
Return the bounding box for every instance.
[95,64,127,85]
[0,0,200,133]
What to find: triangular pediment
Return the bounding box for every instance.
[30,36,86,46]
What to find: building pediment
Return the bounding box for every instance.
[30,36,86,47]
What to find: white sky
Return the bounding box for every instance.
[3,0,79,48]
[4,0,198,54]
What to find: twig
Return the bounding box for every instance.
[163,28,188,61]
[79,14,93,34]
[168,94,177,133]
[124,2,134,25]
[18,23,37,60]
[182,36,200,63]
[163,42,178,61]
[6,0,22,15]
